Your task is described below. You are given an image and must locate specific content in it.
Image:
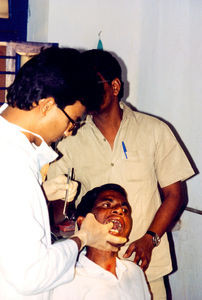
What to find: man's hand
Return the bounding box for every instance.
[123,234,154,271]
[123,182,183,272]
[42,175,78,201]
[72,213,127,251]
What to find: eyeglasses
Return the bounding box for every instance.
[60,108,81,133]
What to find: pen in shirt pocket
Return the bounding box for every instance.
[122,141,128,159]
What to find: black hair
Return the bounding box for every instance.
[6,46,88,110]
[76,183,128,218]
[79,49,124,112]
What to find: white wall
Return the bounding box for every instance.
[133,2,202,299]
[47,0,143,103]
[27,0,49,42]
[27,1,202,298]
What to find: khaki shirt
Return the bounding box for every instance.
[48,102,194,281]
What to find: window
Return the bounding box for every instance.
[0,0,9,19]
[0,42,58,104]
[0,0,28,41]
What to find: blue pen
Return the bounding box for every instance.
[122,141,128,159]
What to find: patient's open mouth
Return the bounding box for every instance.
[107,219,123,234]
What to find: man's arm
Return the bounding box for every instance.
[47,139,75,225]
[124,181,183,271]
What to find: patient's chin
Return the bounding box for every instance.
[108,240,127,249]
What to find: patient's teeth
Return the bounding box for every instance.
[110,228,119,233]
[109,219,122,233]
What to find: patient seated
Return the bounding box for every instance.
[52,183,151,300]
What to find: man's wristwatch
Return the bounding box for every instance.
[146,231,161,247]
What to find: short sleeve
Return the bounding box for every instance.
[154,122,195,187]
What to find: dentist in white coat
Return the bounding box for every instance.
[0,47,126,300]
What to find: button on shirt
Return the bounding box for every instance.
[48,101,195,281]
[52,251,151,300]
[0,115,78,300]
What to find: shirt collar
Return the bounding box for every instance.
[86,101,133,126]
[0,113,58,167]
[77,250,127,280]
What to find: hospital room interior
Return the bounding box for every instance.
[0,0,201,299]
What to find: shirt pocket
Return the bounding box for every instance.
[122,151,155,182]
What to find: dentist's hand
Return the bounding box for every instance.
[43,175,78,202]
[72,213,127,251]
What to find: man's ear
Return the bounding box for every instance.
[77,216,85,229]
[38,97,55,115]
[111,78,121,97]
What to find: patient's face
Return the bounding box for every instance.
[91,190,132,238]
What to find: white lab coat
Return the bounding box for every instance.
[0,114,78,300]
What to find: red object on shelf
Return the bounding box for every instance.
[58,219,75,232]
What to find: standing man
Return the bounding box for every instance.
[48,49,195,299]
[0,47,125,300]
